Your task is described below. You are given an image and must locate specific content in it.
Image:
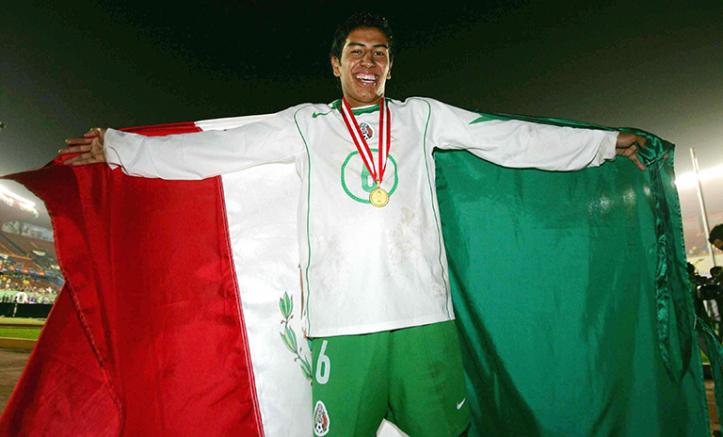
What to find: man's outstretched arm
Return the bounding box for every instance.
[58,108,303,180]
[425,98,647,172]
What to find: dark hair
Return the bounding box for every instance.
[709,224,723,244]
[329,12,394,62]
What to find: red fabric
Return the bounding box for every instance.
[0,123,263,436]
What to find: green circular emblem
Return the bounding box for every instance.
[340,149,398,204]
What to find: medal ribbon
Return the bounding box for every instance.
[339,97,391,186]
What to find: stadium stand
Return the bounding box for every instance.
[0,186,61,307]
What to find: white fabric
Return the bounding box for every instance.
[105,97,617,338]
[222,163,311,436]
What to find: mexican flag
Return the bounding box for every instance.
[0,113,717,436]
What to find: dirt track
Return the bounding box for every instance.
[0,349,30,414]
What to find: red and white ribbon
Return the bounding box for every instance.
[339,97,391,186]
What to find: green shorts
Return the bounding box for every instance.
[310,320,470,437]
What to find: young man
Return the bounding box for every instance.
[62,12,645,437]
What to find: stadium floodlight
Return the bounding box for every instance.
[0,184,39,216]
[675,163,723,190]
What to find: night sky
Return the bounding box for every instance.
[2,0,722,182]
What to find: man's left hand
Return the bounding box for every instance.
[616,133,647,171]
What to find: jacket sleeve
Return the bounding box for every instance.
[425,98,618,171]
[103,106,303,180]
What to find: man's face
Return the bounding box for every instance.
[713,238,723,251]
[331,27,392,108]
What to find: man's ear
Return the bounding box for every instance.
[387,61,393,80]
[331,56,341,77]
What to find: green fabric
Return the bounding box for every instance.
[310,321,470,436]
[698,317,723,426]
[434,113,711,436]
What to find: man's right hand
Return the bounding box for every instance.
[59,128,108,165]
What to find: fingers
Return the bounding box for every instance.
[59,127,107,166]
[615,139,647,171]
[61,153,87,165]
[63,154,104,166]
[62,155,83,165]
[631,135,647,170]
[616,141,636,156]
[62,156,81,165]
[614,133,648,171]
[64,137,94,146]
[623,145,646,171]
[630,135,647,150]
[616,133,648,149]
[70,158,103,166]
[64,127,105,145]
[58,144,92,154]
[630,154,646,171]
[84,128,103,138]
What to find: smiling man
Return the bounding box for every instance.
[330,26,393,107]
[61,12,646,437]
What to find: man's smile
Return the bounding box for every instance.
[354,73,378,86]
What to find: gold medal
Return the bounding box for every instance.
[369,186,389,208]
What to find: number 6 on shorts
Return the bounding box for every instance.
[315,340,331,384]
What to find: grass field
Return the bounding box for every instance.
[0,317,45,326]
[0,327,42,340]
[0,317,45,340]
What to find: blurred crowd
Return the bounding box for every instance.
[0,265,60,305]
